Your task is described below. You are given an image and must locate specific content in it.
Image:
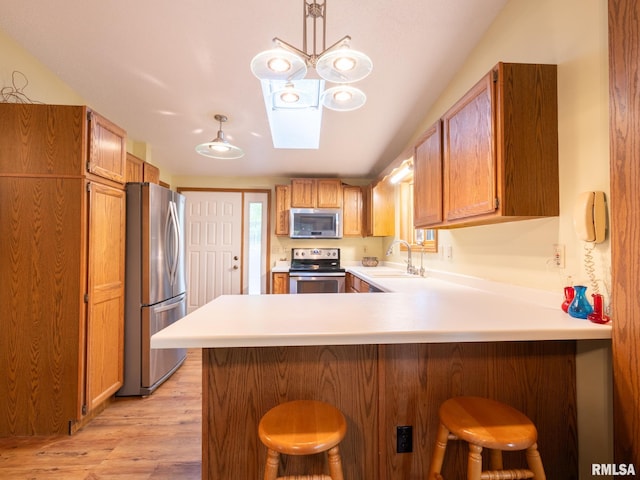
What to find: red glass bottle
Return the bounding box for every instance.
[561,286,575,313]
[587,293,610,324]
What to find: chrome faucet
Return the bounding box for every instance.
[386,239,416,274]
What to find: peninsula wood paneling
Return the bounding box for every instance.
[379,341,578,480]
[202,341,577,480]
[203,345,379,479]
[609,0,640,465]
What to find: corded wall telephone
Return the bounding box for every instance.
[573,191,606,243]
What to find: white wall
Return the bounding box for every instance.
[0,29,84,105]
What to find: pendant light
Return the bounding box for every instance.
[195,114,244,160]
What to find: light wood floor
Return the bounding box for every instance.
[0,349,202,479]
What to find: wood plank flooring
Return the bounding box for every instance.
[0,349,202,479]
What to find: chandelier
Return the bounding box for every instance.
[250,0,373,112]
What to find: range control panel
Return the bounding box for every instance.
[291,248,340,260]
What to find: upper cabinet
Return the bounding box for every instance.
[343,185,363,237]
[87,110,127,184]
[126,153,161,184]
[414,62,559,229]
[290,178,343,208]
[413,121,443,227]
[275,184,291,236]
[363,180,394,236]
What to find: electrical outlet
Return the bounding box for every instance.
[553,244,565,268]
[396,425,413,453]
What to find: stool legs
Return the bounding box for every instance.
[489,449,504,470]
[526,443,546,480]
[264,446,344,480]
[264,449,280,480]
[427,422,450,480]
[327,445,345,480]
[467,443,483,480]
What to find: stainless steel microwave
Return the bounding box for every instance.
[289,208,342,239]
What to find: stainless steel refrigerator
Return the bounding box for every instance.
[117,182,187,396]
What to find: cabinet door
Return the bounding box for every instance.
[272,273,290,294]
[290,178,316,208]
[414,121,443,227]
[143,162,160,184]
[316,178,342,208]
[364,180,395,236]
[126,153,144,183]
[442,72,496,221]
[343,185,363,236]
[85,182,125,413]
[275,184,291,236]
[87,110,126,184]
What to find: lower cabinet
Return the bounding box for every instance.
[346,272,371,293]
[272,272,290,294]
[85,182,126,414]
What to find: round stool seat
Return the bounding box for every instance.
[259,400,347,456]
[439,396,538,451]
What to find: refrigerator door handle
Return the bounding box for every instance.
[152,296,184,314]
[165,200,180,286]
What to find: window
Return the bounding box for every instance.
[398,176,437,253]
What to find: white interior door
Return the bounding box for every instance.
[183,191,242,313]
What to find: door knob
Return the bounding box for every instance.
[233,255,239,260]
[233,265,239,270]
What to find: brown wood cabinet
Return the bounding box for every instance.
[414,121,443,227]
[363,180,395,236]
[0,104,126,435]
[415,63,559,228]
[274,184,291,236]
[143,161,160,184]
[345,272,371,292]
[126,152,144,182]
[271,272,290,294]
[126,153,160,184]
[290,178,342,208]
[342,185,363,236]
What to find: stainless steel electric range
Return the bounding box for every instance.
[288,247,345,294]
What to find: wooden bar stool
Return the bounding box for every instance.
[428,396,546,480]
[258,399,347,480]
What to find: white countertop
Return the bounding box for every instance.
[151,267,612,349]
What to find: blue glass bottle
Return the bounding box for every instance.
[568,285,593,319]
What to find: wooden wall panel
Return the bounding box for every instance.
[203,341,576,479]
[0,177,84,434]
[609,0,640,466]
[379,341,577,480]
[203,345,379,480]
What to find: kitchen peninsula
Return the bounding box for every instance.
[151,270,611,479]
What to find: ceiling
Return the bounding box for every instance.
[0,0,508,179]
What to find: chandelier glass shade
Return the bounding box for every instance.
[250,0,372,111]
[195,114,244,160]
[321,85,366,111]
